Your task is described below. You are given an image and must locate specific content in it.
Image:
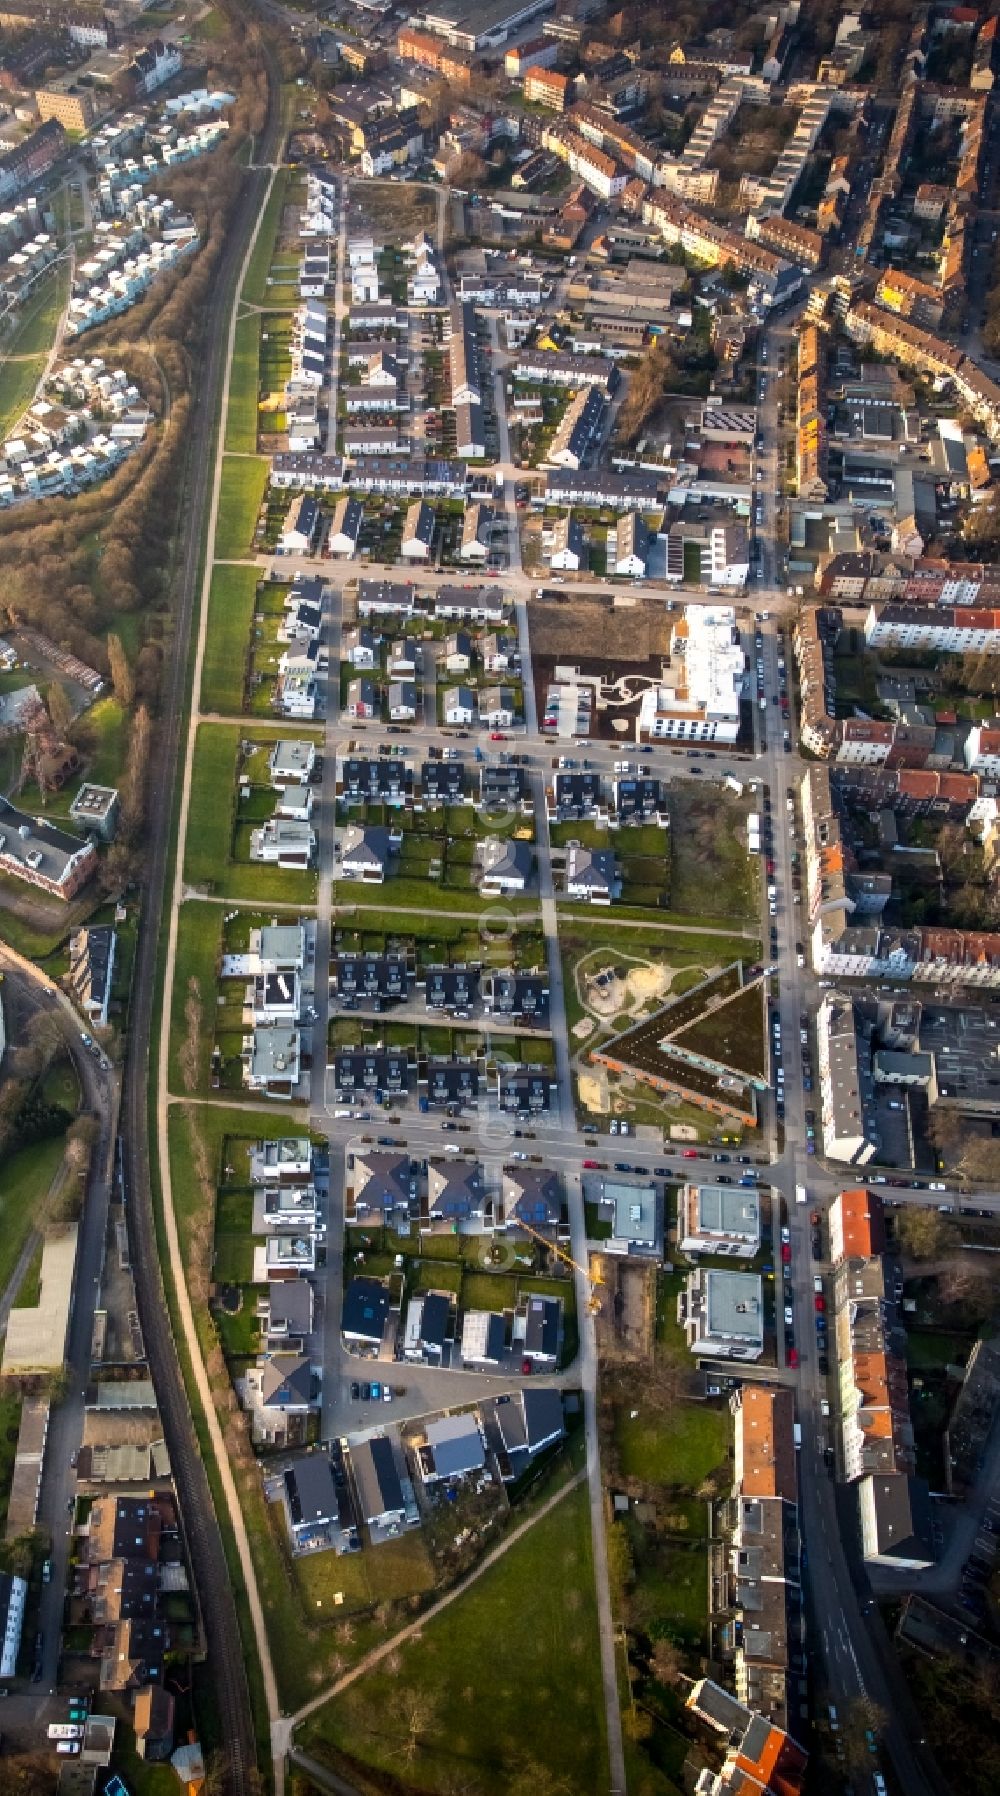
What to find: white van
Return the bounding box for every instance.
[795,1184,807,1205]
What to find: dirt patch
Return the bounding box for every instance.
[529,595,673,661]
[578,1070,608,1114]
[628,965,670,1004]
[572,1016,595,1041]
[594,1255,655,1362]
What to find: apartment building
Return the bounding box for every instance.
[816,992,877,1165]
[644,192,801,308]
[679,1268,764,1361]
[638,606,745,741]
[865,602,1000,654]
[525,65,570,109]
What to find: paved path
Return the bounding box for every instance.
[283,1467,585,1744]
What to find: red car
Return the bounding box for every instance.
[583,1159,599,1169]
[781,1243,791,1264]
[490,731,506,740]
[788,1347,799,1368]
[521,1358,533,1376]
[683,1148,698,1158]
[814,1294,826,1313]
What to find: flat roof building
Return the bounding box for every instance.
[680,1182,761,1259]
[680,1267,764,1360]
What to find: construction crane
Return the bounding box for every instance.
[515,1219,606,1315]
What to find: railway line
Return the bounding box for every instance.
[118,19,282,1793]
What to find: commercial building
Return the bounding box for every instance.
[416,0,554,52]
[0,796,96,899]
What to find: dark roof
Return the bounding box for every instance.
[265,1281,313,1334]
[523,1293,561,1357]
[352,1435,405,1522]
[342,1276,390,1341]
[284,1455,340,1528]
[523,1387,565,1450]
[418,1291,451,1350]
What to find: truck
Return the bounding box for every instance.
[795,1184,807,1205]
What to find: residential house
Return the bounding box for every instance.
[388,680,417,721]
[497,1166,562,1236]
[519,1293,562,1366]
[482,970,549,1021]
[477,835,533,893]
[498,1066,557,1114]
[68,925,116,1029]
[350,1150,416,1225]
[278,493,320,556]
[341,1276,391,1349]
[444,629,474,673]
[424,1159,485,1231]
[328,495,363,557]
[401,498,436,559]
[339,824,396,881]
[461,1310,507,1367]
[350,1436,408,1532]
[403,1289,453,1362]
[549,512,586,571]
[565,844,618,902]
[444,685,476,726]
[479,686,516,728]
[418,1412,486,1482]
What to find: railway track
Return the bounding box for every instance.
[120,24,282,1796]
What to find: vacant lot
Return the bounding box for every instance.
[215,455,269,560]
[530,595,673,662]
[201,566,258,714]
[301,1481,608,1796]
[184,723,317,903]
[242,169,290,306]
[666,786,758,922]
[226,313,262,455]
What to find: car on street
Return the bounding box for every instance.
[784,1305,794,1325]
[683,1148,698,1158]
[350,1382,360,1400]
[360,1383,371,1401]
[788,1347,799,1368]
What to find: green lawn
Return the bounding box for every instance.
[615,1394,730,1489]
[225,313,262,455]
[0,1134,66,1299]
[295,1529,435,1617]
[665,786,758,922]
[300,1482,608,1796]
[184,723,316,903]
[0,263,69,440]
[201,566,258,714]
[215,455,269,560]
[242,171,290,307]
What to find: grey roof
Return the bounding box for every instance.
[256,1354,313,1407]
[341,824,391,869]
[0,795,92,888]
[284,1454,339,1528]
[265,1280,313,1334]
[352,1435,404,1522]
[479,836,533,882]
[425,1412,485,1478]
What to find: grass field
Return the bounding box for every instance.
[225,313,262,455]
[0,1135,66,1299]
[0,1393,22,1534]
[242,171,290,307]
[295,1528,435,1616]
[666,787,758,922]
[201,566,257,714]
[184,723,316,903]
[301,1481,608,1796]
[169,901,224,1096]
[0,262,69,440]
[215,455,269,560]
